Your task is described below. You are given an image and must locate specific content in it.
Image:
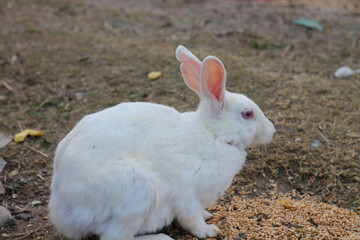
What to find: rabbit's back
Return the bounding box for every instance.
[55,102,183,167]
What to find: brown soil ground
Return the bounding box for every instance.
[0,0,359,239]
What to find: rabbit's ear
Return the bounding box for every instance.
[200,56,226,115]
[176,45,201,95]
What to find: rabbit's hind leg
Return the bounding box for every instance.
[135,233,174,240]
[98,166,155,240]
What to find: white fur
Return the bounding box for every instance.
[48,46,275,240]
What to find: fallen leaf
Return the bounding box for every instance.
[13,129,43,143]
[8,169,18,178]
[148,71,162,80]
[293,19,323,31]
[0,132,11,148]
[279,199,298,211]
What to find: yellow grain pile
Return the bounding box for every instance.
[205,183,360,239]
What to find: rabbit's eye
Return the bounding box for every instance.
[241,110,254,119]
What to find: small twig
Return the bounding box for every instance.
[283,221,304,229]
[281,162,290,176]
[317,130,331,146]
[25,145,48,158]
[35,99,51,111]
[289,50,298,60]
[346,199,359,207]
[36,173,45,181]
[69,106,87,115]
[281,44,292,58]
[13,204,31,213]
[1,80,14,92]
[17,121,23,131]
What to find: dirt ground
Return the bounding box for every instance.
[0,0,359,239]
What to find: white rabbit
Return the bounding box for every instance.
[48,45,275,240]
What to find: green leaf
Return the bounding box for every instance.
[293,19,323,31]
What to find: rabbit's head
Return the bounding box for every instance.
[176,45,275,148]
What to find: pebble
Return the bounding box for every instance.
[0,206,12,227]
[334,66,360,78]
[310,139,321,148]
[31,200,42,206]
[10,55,17,65]
[0,183,4,194]
[0,133,11,149]
[0,157,6,172]
[75,92,84,100]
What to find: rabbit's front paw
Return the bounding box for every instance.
[191,223,219,238]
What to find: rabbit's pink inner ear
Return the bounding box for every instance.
[201,57,226,107]
[176,46,201,94]
[180,61,201,94]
